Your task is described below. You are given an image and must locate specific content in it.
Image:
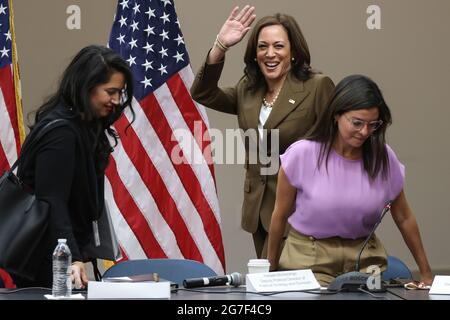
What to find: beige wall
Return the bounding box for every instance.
[13,0,450,276]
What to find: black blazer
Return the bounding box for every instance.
[16,104,104,285]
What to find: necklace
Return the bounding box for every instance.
[262,88,281,108]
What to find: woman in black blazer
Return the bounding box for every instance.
[13,45,134,288]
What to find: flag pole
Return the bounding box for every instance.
[8,0,25,144]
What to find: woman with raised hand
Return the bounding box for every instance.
[191,5,334,258]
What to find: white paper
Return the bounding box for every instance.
[87,280,170,299]
[44,293,85,300]
[246,269,320,293]
[429,275,450,295]
[103,276,133,282]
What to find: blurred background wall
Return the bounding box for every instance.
[13,0,450,276]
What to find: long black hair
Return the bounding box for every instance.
[31,45,134,171]
[243,13,312,91]
[305,74,392,179]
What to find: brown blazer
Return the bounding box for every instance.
[191,59,335,234]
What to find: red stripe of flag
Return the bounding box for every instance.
[0,144,9,172]
[166,74,215,180]
[106,156,166,258]
[113,113,204,262]
[140,92,225,266]
[118,247,128,261]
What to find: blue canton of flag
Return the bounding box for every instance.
[109,0,189,100]
[0,0,12,68]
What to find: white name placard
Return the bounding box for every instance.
[245,269,320,293]
[429,275,450,295]
[87,280,170,299]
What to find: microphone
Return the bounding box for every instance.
[183,272,243,288]
[327,201,393,292]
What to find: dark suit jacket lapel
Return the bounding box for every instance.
[264,73,311,130]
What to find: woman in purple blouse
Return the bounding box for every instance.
[267,75,433,286]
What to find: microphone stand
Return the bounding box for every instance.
[327,201,393,292]
[355,202,392,272]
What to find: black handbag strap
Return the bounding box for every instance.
[91,259,103,281]
[9,119,71,173]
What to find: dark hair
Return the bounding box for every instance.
[32,45,134,171]
[305,74,392,179]
[243,13,312,90]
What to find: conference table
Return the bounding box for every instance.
[3,283,450,302]
[172,286,404,300]
[386,287,450,300]
[0,285,433,300]
[3,286,445,319]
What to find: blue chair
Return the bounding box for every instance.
[382,255,413,281]
[102,259,217,286]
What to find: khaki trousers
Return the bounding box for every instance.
[279,228,387,286]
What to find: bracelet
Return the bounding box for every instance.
[214,34,229,52]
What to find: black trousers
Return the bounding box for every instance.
[12,254,52,288]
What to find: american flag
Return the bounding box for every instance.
[0,0,24,179]
[106,0,225,274]
[0,0,23,288]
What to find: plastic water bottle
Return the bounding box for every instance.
[52,239,72,297]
